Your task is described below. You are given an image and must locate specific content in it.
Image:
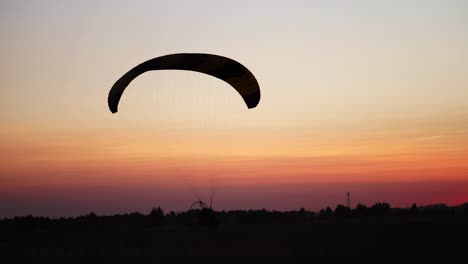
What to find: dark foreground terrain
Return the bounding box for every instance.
[2,204,468,262]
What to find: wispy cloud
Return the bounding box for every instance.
[416,135,444,141]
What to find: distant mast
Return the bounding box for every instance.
[347,192,350,209]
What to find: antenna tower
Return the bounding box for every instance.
[347,192,350,209]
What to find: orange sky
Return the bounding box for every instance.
[1,1,468,217]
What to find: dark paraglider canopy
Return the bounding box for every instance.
[108,53,261,113]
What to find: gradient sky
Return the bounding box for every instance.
[1,0,468,217]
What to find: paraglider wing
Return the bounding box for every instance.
[108,53,261,113]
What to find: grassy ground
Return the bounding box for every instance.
[2,218,467,263]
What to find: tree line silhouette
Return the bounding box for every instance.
[1,202,467,232]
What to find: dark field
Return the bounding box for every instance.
[2,217,468,263]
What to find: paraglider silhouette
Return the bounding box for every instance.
[190,192,217,227]
[108,53,261,113]
[107,53,260,227]
[190,200,210,210]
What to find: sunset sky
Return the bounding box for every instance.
[1,0,468,217]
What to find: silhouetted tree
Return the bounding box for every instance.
[150,207,164,217]
[88,212,97,218]
[2,201,467,234]
[334,204,351,218]
[409,203,419,215]
[318,207,333,219]
[297,208,308,221]
[355,203,369,217]
[370,202,390,217]
[149,206,165,225]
